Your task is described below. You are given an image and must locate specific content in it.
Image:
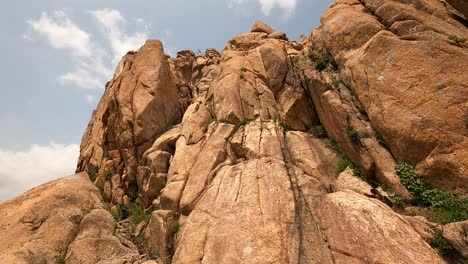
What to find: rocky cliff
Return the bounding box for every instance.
[1,0,467,263]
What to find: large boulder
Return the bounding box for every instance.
[311,0,468,192]
[313,191,446,264]
[0,173,134,263]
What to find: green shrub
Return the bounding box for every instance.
[172,217,180,232]
[135,234,145,245]
[87,164,98,182]
[293,57,300,69]
[104,169,114,181]
[314,58,327,71]
[426,230,453,255]
[379,18,390,29]
[384,187,403,206]
[99,187,107,201]
[363,5,375,15]
[395,163,468,223]
[159,178,167,188]
[346,125,360,144]
[337,156,352,173]
[130,204,151,225]
[119,204,129,220]
[448,35,466,47]
[308,55,328,71]
[55,255,65,264]
[375,132,385,146]
[111,204,130,221]
[276,118,290,132]
[309,125,327,138]
[331,74,340,88]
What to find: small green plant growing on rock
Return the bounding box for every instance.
[363,5,375,15]
[87,164,98,182]
[276,118,290,132]
[308,54,328,71]
[346,125,360,144]
[130,203,151,225]
[331,74,340,88]
[384,187,403,206]
[426,230,453,255]
[172,216,180,233]
[55,254,65,264]
[448,35,466,47]
[99,187,107,201]
[337,155,353,173]
[159,178,167,188]
[379,18,390,30]
[309,125,327,138]
[314,57,327,71]
[293,57,300,69]
[135,233,145,246]
[395,163,468,223]
[104,169,114,180]
[375,132,385,146]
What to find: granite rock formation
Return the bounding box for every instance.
[1,0,467,263]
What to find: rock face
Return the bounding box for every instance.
[76,39,182,203]
[0,173,140,263]
[1,0,467,263]
[309,0,468,192]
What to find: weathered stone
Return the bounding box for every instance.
[250,21,274,34]
[76,39,182,201]
[0,173,104,263]
[443,220,468,258]
[66,209,140,263]
[145,210,176,262]
[334,167,373,196]
[313,191,445,263]
[315,0,468,192]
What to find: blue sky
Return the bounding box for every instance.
[0,0,333,200]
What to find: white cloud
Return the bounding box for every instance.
[28,11,92,58]
[28,10,111,91]
[259,0,297,16]
[27,9,149,92]
[228,0,297,17]
[90,9,148,63]
[0,143,80,201]
[60,68,103,89]
[85,94,96,103]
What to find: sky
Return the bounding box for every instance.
[0,0,333,201]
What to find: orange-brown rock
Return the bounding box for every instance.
[2,2,467,263]
[313,191,446,263]
[309,0,468,192]
[76,39,182,201]
[0,173,139,263]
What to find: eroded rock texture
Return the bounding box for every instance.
[0,173,141,264]
[1,0,467,263]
